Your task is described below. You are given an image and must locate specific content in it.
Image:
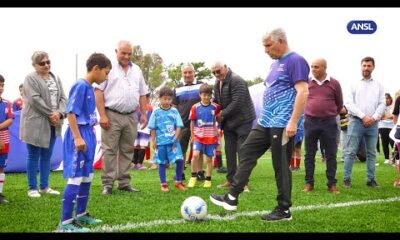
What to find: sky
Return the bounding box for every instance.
[0,7,398,102]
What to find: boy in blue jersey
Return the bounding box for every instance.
[0,74,14,204]
[56,53,111,232]
[148,87,186,192]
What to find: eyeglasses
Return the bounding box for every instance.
[38,60,51,66]
[212,68,223,75]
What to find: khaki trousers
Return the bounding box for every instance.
[101,110,138,189]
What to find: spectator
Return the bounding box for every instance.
[343,56,385,188]
[302,58,343,194]
[20,51,66,198]
[212,60,255,192]
[378,93,394,165]
[94,40,149,195]
[173,63,204,181]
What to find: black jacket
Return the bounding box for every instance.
[213,69,256,129]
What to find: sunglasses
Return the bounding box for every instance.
[212,68,222,75]
[38,60,51,66]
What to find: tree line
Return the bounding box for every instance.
[131,45,264,97]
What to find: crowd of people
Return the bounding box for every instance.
[0,27,399,232]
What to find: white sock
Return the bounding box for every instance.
[228,194,236,200]
[0,173,4,193]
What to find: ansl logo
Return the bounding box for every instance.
[347,20,377,34]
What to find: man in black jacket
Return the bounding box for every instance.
[212,60,255,192]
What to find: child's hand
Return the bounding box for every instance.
[172,137,179,149]
[74,138,87,152]
[0,140,4,150]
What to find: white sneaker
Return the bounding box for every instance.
[384,159,391,164]
[39,188,60,195]
[28,190,41,198]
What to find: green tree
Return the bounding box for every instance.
[131,45,165,93]
[246,76,264,87]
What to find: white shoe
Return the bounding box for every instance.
[384,159,391,164]
[39,188,60,195]
[28,190,41,198]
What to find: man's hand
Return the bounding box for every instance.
[285,121,297,138]
[99,115,110,130]
[362,116,376,128]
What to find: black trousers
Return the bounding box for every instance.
[223,122,253,183]
[179,126,191,160]
[379,128,394,159]
[304,117,338,187]
[230,125,293,210]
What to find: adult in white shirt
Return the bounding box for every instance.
[343,56,385,188]
[94,40,149,195]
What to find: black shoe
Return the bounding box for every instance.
[101,187,112,195]
[118,186,140,192]
[366,179,379,188]
[343,179,351,188]
[197,171,206,182]
[261,207,292,221]
[0,193,9,204]
[217,166,228,173]
[209,193,237,211]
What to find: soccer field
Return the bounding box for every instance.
[0,151,399,233]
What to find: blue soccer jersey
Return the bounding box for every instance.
[65,79,97,126]
[148,107,184,146]
[258,52,309,128]
[63,79,97,178]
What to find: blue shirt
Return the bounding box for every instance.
[66,79,97,126]
[258,52,309,128]
[148,107,184,146]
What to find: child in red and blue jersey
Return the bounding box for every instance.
[187,84,220,188]
[0,74,14,204]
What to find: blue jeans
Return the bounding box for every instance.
[343,118,378,182]
[26,127,56,190]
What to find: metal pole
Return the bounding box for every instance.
[75,54,78,80]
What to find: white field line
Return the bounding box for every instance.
[91,196,400,232]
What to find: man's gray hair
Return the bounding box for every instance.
[181,62,195,72]
[265,28,288,44]
[211,60,226,69]
[117,40,132,49]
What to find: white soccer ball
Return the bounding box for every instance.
[180,196,208,221]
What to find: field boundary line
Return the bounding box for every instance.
[92,196,400,232]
